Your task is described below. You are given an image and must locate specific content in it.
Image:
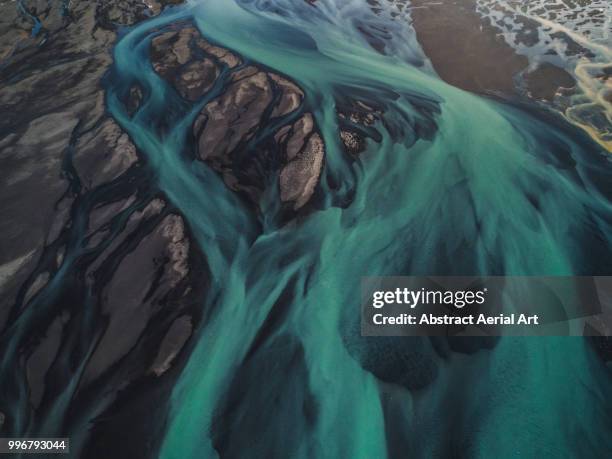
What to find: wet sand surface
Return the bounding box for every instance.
[409,0,575,100]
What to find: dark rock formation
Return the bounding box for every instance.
[340,130,366,155]
[337,98,384,155]
[279,122,325,209]
[151,26,325,213]
[151,28,223,101]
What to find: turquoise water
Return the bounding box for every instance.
[103,1,612,457]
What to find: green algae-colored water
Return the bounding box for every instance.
[103,1,612,457]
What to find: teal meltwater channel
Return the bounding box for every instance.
[104,0,612,457]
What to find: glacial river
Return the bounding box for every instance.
[104,0,612,457]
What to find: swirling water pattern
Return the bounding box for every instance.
[101,0,612,457]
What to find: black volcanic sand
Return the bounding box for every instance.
[0,0,210,453]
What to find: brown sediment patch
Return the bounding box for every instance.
[524,62,576,101]
[149,27,323,211]
[409,0,574,102]
[410,0,528,95]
